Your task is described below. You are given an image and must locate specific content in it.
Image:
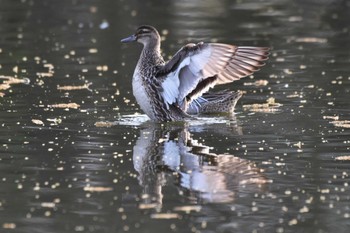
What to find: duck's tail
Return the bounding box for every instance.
[187,90,243,115]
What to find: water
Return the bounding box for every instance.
[0,0,349,232]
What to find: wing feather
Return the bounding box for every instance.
[158,42,269,107]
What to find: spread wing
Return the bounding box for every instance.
[157,42,269,108]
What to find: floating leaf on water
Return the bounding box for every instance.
[41,202,56,208]
[150,213,180,219]
[32,119,44,125]
[266,97,277,105]
[89,48,98,53]
[243,97,282,113]
[1,76,30,85]
[2,223,16,229]
[0,83,10,90]
[139,203,159,209]
[12,66,18,73]
[90,6,98,13]
[43,63,54,70]
[36,72,53,78]
[288,16,303,22]
[293,141,302,149]
[96,65,108,71]
[283,69,293,74]
[83,186,113,192]
[335,156,350,161]
[323,115,339,120]
[173,205,202,213]
[95,121,115,127]
[299,206,309,213]
[57,83,92,91]
[295,37,328,43]
[47,118,62,124]
[244,79,269,86]
[305,85,315,89]
[288,219,298,226]
[48,103,80,109]
[37,63,55,78]
[330,120,350,128]
[320,189,330,194]
[287,93,299,98]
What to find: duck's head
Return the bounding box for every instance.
[121,25,160,46]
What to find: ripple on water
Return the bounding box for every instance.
[95,114,239,127]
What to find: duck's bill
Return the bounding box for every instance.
[121,34,137,43]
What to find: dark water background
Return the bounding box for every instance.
[0,0,350,232]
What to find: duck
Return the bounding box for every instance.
[121,25,269,121]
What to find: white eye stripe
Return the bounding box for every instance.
[139,29,151,34]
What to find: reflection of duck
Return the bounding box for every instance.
[133,123,267,210]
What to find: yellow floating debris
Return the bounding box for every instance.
[43,63,54,70]
[6,77,24,84]
[57,83,92,91]
[12,66,18,73]
[83,186,113,192]
[323,115,339,121]
[335,156,350,161]
[47,118,62,124]
[41,202,56,208]
[139,203,159,209]
[150,213,180,219]
[89,48,98,54]
[36,72,54,78]
[293,141,302,149]
[48,103,80,109]
[37,63,55,78]
[283,69,293,74]
[0,83,10,90]
[295,37,328,43]
[330,120,350,128]
[96,65,108,71]
[32,119,44,125]
[244,79,269,86]
[2,223,16,229]
[173,205,202,213]
[243,97,282,113]
[0,76,30,97]
[1,76,30,85]
[94,121,115,127]
[286,94,299,98]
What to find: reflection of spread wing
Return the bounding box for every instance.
[133,125,269,204]
[157,43,269,107]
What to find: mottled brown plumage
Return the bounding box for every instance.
[121,25,269,121]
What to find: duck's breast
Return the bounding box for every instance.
[132,73,156,120]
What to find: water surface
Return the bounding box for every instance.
[1,0,350,232]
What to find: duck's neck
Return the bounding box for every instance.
[145,38,161,53]
[140,40,164,66]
